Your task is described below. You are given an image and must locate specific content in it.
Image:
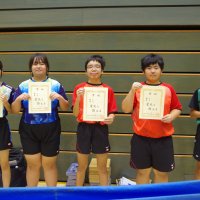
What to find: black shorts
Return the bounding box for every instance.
[0,117,13,150]
[193,125,200,161]
[19,120,61,157]
[76,122,110,154]
[130,134,175,172]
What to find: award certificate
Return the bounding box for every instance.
[0,86,12,117]
[28,82,51,113]
[83,87,108,121]
[139,86,165,119]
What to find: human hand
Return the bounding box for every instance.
[103,114,115,125]
[17,93,30,101]
[76,88,84,97]
[0,93,8,105]
[131,82,143,91]
[50,92,61,100]
[161,114,173,123]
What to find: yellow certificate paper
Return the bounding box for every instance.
[83,87,108,121]
[28,82,51,113]
[139,86,165,120]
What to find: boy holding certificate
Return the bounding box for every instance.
[72,55,117,186]
[0,60,15,187]
[122,54,182,184]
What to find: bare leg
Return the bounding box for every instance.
[96,154,108,186]
[153,168,168,183]
[76,152,89,186]
[42,155,58,186]
[0,150,10,187]
[25,153,41,187]
[194,161,200,180]
[136,168,151,184]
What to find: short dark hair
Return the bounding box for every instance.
[84,55,105,70]
[29,53,49,74]
[141,54,164,71]
[0,60,3,77]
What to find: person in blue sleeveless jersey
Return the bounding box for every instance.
[0,60,15,187]
[12,53,69,187]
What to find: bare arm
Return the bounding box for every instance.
[73,87,84,117]
[58,97,69,111]
[50,92,69,111]
[190,109,200,119]
[121,82,142,113]
[161,109,181,123]
[11,93,30,113]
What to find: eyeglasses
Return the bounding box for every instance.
[87,65,101,70]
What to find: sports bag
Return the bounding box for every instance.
[0,148,27,187]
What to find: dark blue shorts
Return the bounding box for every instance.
[76,122,110,154]
[130,134,175,172]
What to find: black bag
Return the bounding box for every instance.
[0,148,27,187]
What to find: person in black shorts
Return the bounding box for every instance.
[189,88,200,179]
[0,60,15,187]
[122,54,182,184]
[12,53,69,187]
[72,55,117,186]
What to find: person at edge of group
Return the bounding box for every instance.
[11,53,69,187]
[122,53,182,184]
[189,87,200,180]
[72,55,117,186]
[0,60,15,187]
